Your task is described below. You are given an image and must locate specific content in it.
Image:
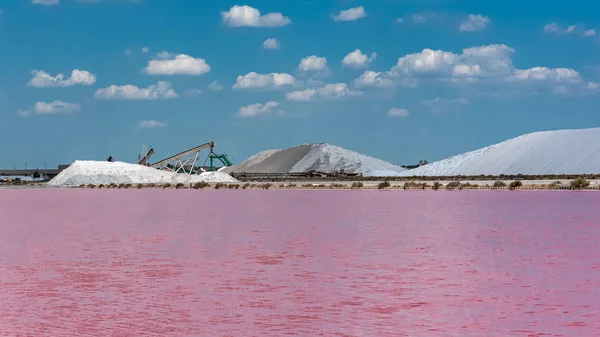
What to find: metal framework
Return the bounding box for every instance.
[149,142,214,175]
[138,144,155,166]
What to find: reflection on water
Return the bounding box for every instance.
[1,190,599,336]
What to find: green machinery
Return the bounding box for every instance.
[208,151,233,171]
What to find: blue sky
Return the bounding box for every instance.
[1,0,599,169]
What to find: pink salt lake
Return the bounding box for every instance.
[1,189,599,336]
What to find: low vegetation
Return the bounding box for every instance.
[446,181,461,190]
[351,182,364,189]
[570,178,590,189]
[493,180,507,188]
[432,181,443,190]
[193,182,210,189]
[508,180,523,190]
[378,181,391,189]
[459,183,478,190]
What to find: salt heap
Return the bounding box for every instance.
[47,160,238,187]
[401,127,600,176]
[223,143,406,176]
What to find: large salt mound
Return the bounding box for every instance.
[47,160,238,186]
[401,127,600,176]
[223,143,406,176]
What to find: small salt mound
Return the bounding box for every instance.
[47,160,238,187]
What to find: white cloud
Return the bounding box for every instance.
[459,14,490,32]
[263,38,280,49]
[139,120,165,128]
[185,89,202,97]
[221,5,291,28]
[125,49,132,56]
[155,51,174,59]
[286,89,317,101]
[583,29,597,37]
[28,69,96,88]
[588,82,599,90]
[299,55,328,71]
[144,54,210,76]
[354,71,394,88]
[238,101,279,117]
[318,83,363,98]
[544,22,580,35]
[208,81,224,91]
[543,22,561,34]
[32,0,59,5]
[18,101,80,117]
[421,97,470,113]
[386,44,583,89]
[553,85,568,94]
[94,81,178,100]
[513,67,581,83]
[390,44,515,80]
[332,6,366,21]
[387,108,409,117]
[233,72,296,90]
[342,49,377,69]
[412,14,427,23]
[395,18,404,24]
[286,83,362,102]
[141,47,149,53]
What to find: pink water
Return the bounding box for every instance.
[1,190,599,336]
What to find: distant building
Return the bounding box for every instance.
[0,164,70,180]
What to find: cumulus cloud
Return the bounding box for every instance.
[142,47,149,53]
[286,89,317,101]
[412,14,427,23]
[459,14,490,32]
[588,82,599,90]
[332,6,366,21]
[221,5,291,28]
[238,101,279,117]
[354,71,394,88]
[287,83,362,102]
[513,67,581,83]
[387,108,409,117]
[421,97,470,113]
[94,81,178,100]
[263,38,280,49]
[342,49,377,69]
[299,55,328,72]
[185,88,202,97]
[233,72,296,90]
[155,51,174,59]
[543,22,589,36]
[144,54,210,76]
[374,44,583,92]
[32,0,59,5]
[18,101,80,117]
[139,120,165,128]
[318,83,363,98]
[395,18,404,24]
[208,81,224,91]
[28,69,96,88]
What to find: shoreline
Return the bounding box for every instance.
[3,179,600,191]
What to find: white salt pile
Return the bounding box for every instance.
[401,127,600,176]
[47,160,238,187]
[223,143,406,176]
